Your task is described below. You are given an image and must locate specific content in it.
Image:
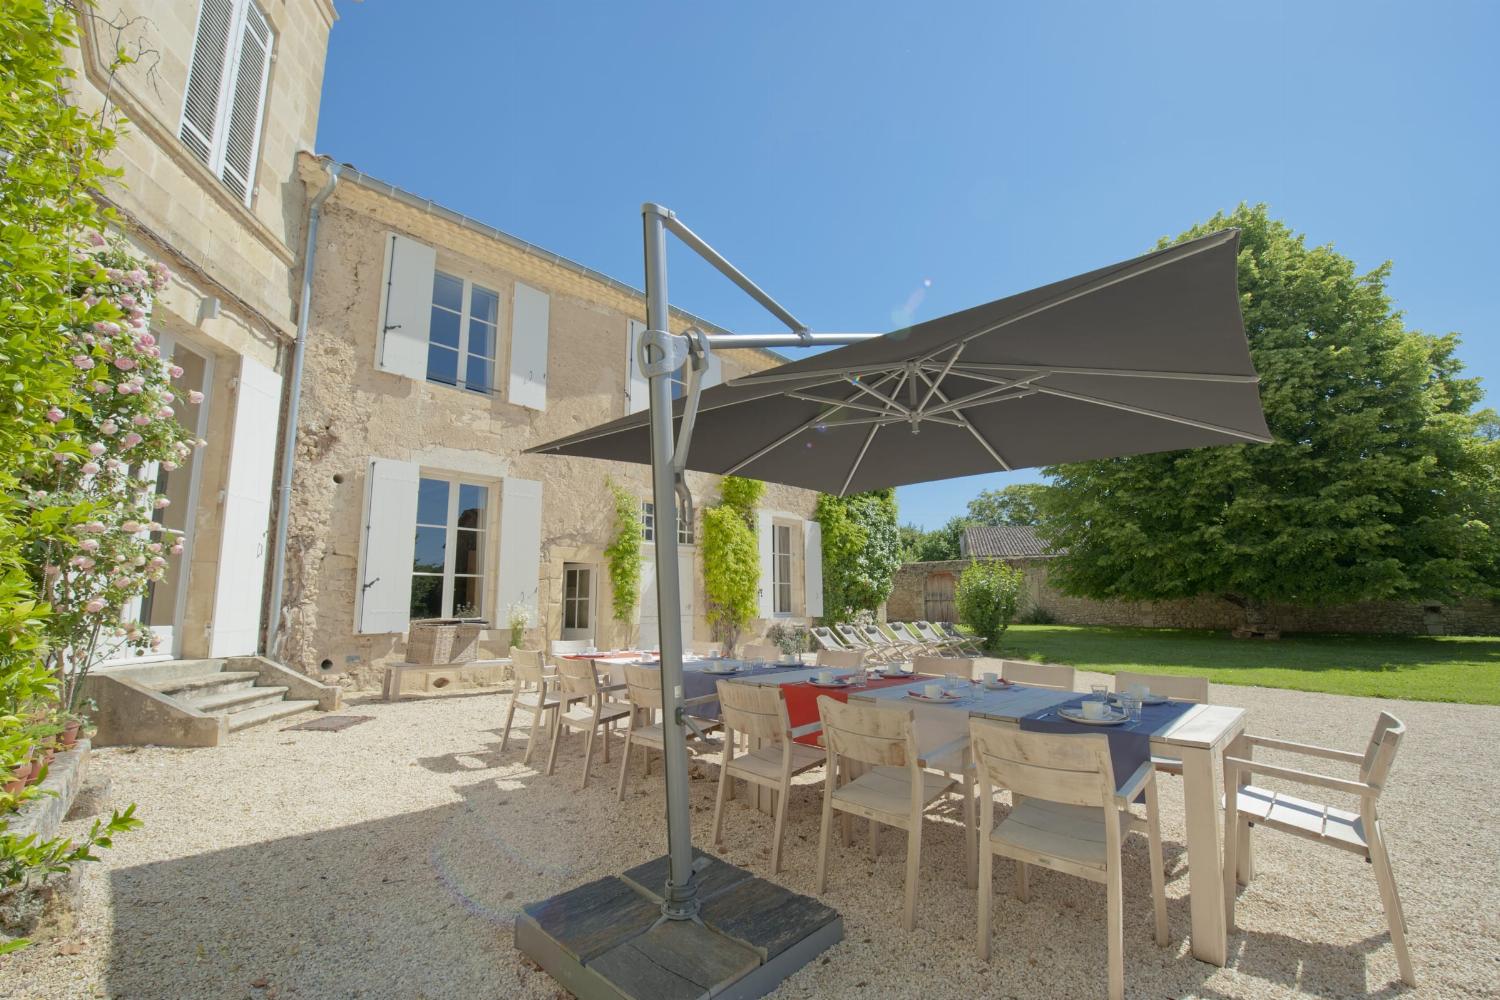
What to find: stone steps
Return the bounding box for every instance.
[186,684,291,715]
[147,670,262,698]
[226,699,319,732]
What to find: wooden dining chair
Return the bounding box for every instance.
[815,697,966,930]
[616,663,719,801]
[1001,659,1076,691]
[970,719,1167,1000]
[499,649,558,764]
[547,657,631,789]
[913,655,975,679]
[1223,712,1415,986]
[711,681,825,873]
[741,642,784,662]
[687,640,723,657]
[1113,670,1208,778]
[815,648,865,669]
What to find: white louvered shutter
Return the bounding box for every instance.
[757,510,774,619]
[508,282,550,410]
[217,2,273,204]
[804,519,824,618]
[376,233,436,380]
[356,459,420,634]
[180,0,235,163]
[626,320,649,413]
[498,478,543,620]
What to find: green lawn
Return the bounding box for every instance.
[996,625,1500,705]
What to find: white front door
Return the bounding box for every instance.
[561,564,596,642]
[639,551,695,651]
[103,336,213,664]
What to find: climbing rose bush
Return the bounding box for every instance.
[22,235,201,708]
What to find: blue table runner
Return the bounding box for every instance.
[1019,697,1196,799]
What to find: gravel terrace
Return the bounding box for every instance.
[3,667,1497,999]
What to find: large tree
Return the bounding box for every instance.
[966,483,1051,526]
[1041,205,1500,625]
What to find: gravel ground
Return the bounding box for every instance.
[3,668,1496,999]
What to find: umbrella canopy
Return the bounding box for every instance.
[529,229,1272,494]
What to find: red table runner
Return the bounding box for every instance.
[783,673,933,745]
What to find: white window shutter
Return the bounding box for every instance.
[179,0,235,163]
[209,356,283,655]
[508,282,550,410]
[356,458,420,634]
[376,232,435,380]
[216,2,272,204]
[757,510,774,618]
[804,518,824,618]
[498,478,543,621]
[637,557,658,648]
[626,319,649,413]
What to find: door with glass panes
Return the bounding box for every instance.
[410,476,488,621]
[562,564,596,641]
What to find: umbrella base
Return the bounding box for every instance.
[515,849,842,1000]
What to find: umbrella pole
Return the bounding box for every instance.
[642,204,699,920]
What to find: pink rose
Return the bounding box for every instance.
[127,268,148,285]
[87,231,106,247]
[85,598,106,613]
[88,442,106,456]
[45,407,64,423]
[170,543,184,555]
[93,320,120,336]
[147,542,162,553]
[119,293,136,307]
[161,460,177,471]
[168,365,184,379]
[84,521,106,533]
[105,268,124,282]
[72,355,95,370]
[72,556,96,571]
[132,413,152,426]
[121,520,141,532]
[154,497,170,509]
[80,461,100,475]
[137,331,155,347]
[157,407,174,419]
[161,392,174,403]
[113,357,136,371]
[121,433,142,448]
[80,538,100,552]
[187,390,204,405]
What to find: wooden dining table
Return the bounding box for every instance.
[849,680,1247,968]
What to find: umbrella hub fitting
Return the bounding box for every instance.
[637,327,689,378]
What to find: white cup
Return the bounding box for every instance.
[982,671,999,685]
[924,683,943,699]
[1082,700,1108,720]
[817,670,834,684]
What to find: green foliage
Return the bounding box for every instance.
[905,515,971,562]
[1042,205,1500,623]
[816,490,902,622]
[955,560,1024,652]
[718,476,765,517]
[764,622,806,655]
[702,477,765,651]
[603,481,643,625]
[967,484,1051,526]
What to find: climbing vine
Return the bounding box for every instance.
[815,489,902,623]
[604,480,643,625]
[702,476,764,653]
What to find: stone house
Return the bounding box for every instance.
[67,0,336,663]
[275,156,824,688]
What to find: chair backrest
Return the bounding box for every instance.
[939,622,967,639]
[1113,670,1208,704]
[809,626,846,652]
[914,655,973,678]
[817,697,916,768]
[512,649,546,688]
[622,663,663,713]
[1001,659,1075,691]
[889,622,923,643]
[911,621,945,642]
[860,624,895,648]
[1360,712,1405,790]
[970,717,1115,808]
[550,639,591,655]
[554,657,601,699]
[741,642,783,662]
[875,622,912,645]
[687,640,723,657]
[833,623,871,649]
[816,648,865,669]
[716,680,791,743]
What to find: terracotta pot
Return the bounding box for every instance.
[3,763,24,795]
[59,719,82,748]
[41,748,56,766]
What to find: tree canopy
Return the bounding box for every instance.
[1040,204,1500,621]
[817,489,902,621]
[966,483,1051,526]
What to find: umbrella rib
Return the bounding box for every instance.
[785,392,899,418]
[924,382,1041,417]
[913,369,1012,471]
[721,370,904,477]
[950,362,1259,383]
[915,344,965,415]
[841,422,881,496]
[1031,384,1274,442]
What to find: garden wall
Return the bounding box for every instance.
[887,559,1500,636]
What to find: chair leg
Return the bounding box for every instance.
[601,718,611,764]
[771,782,790,874]
[500,700,517,753]
[580,723,596,790]
[903,818,922,931]
[816,771,835,894]
[1014,860,1030,902]
[869,819,879,859]
[1223,801,1240,931]
[712,766,731,847]
[977,830,994,960]
[1106,857,1125,1000]
[617,729,633,802]
[1145,783,1168,946]
[546,716,564,777]
[962,770,977,889]
[1369,823,1417,987]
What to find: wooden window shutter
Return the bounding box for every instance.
[803,518,824,618]
[180,0,236,164]
[757,510,774,619]
[375,232,436,380]
[356,458,420,634]
[497,478,544,621]
[217,1,273,204]
[508,282,550,410]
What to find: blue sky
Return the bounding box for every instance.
[316,1,1498,528]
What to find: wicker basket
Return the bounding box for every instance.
[407,619,485,664]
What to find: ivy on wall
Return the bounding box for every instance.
[703,476,764,653]
[816,489,902,623]
[604,480,643,626]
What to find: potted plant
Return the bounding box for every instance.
[507,601,532,651]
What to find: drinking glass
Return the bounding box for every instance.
[1118,693,1141,723]
[1090,683,1109,703]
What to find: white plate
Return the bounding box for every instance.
[906,690,964,703]
[981,680,1012,691]
[1058,706,1129,726]
[1110,693,1169,706]
[702,666,740,676]
[808,678,852,689]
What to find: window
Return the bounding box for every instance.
[563,566,593,633]
[427,272,499,394]
[180,0,273,205]
[410,476,488,620]
[642,502,694,544]
[772,523,793,615]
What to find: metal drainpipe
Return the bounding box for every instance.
[265,160,340,659]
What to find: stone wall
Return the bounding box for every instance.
[888,559,1500,636]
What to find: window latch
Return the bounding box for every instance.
[363,577,380,592]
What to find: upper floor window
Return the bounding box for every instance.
[411,476,488,620]
[180,0,274,206]
[641,502,694,544]
[428,272,498,395]
[772,522,793,615]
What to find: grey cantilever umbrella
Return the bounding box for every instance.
[530,229,1272,492]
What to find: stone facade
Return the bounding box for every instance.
[66,2,335,662]
[888,559,1500,636]
[279,156,821,689]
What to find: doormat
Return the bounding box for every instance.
[282,715,374,733]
